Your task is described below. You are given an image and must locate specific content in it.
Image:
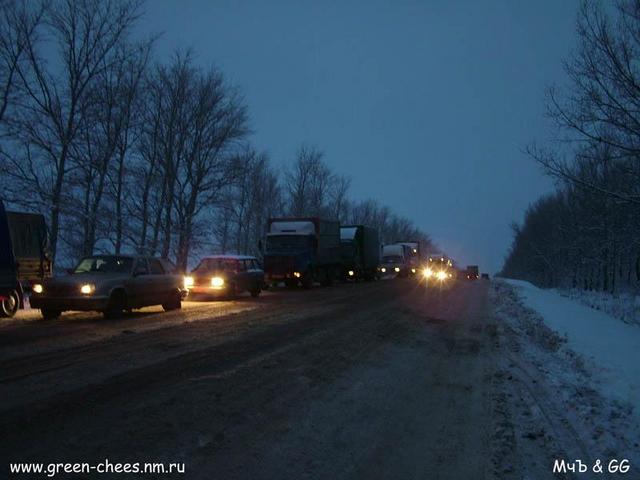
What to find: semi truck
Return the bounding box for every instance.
[264,217,341,287]
[466,265,479,280]
[340,225,380,281]
[379,243,411,277]
[0,199,52,317]
[397,240,422,275]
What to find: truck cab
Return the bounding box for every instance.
[379,243,410,278]
[264,217,341,287]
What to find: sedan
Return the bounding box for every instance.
[184,255,264,299]
[30,255,184,319]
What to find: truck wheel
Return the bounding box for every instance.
[162,290,182,311]
[103,290,126,319]
[41,309,61,320]
[0,289,20,317]
[250,286,261,298]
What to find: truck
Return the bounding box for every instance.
[379,243,411,277]
[397,240,422,275]
[264,217,341,287]
[340,225,380,281]
[466,265,479,280]
[0,199,52,317]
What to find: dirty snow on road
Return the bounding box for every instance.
[491,280,639,479]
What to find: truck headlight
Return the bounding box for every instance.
[211,277,224,287]
[33,284,43,294]
[394,267,400,273]
[184,276,194,288]
[80,283,95,295]
[423,268,433,278]
[381,267,386,273]
[437,271,447,280]
[348,270,354,277]
[293,272,301,278]
[411,268,416,274]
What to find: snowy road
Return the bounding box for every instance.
[1,279,637,479]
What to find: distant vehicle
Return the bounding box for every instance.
[379,243,411,277]
[30,255,184,319]
[340,225,380,281]
[466,265,479,280]
[184,255,264,298]
[264,217,341,287]
[481,273,489,280]
[0,200,52,317]
[421,253,455,285]
[397,241,422,274]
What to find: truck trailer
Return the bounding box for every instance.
[340,225,380,281]
[264,217,341,287]
[0,200,52,317]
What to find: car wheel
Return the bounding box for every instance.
[0,289,20,318]
[250,285,261,298]
[103,290,126,319]
[41,308,61,320]
[162,290,182,311]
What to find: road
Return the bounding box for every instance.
[0,279,531,478]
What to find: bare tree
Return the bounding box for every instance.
[2,0,143,263]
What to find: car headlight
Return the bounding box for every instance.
[411,268,416,274]
[211,276,224,287]
[32,283,43,294]
[437,271,447,280]
[423,268,433,278]
[80,283,95,295]
[293,271,301,278]
[381,267,386,273]
[394,267,400,273]
[184,276,194,288]
[348,270,354,277]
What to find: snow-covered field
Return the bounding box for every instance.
[491,279,640,476]
[557,288,640,328]
[505,279,640,409]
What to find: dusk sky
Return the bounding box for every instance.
[142,0,579,273]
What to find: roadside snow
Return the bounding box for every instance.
[558,288,640,328]
[503,278,640,409]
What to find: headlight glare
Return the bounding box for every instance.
[211,277,224,287]
[80,283,95,295]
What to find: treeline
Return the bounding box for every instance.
[501,1,640,292]
[0,0,431,269]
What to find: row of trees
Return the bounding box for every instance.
[502,1,640,292]
[0,0,431,270]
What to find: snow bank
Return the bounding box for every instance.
[557,288,640,328]
[503,278,640,407]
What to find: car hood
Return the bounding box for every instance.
[45,273,129,285]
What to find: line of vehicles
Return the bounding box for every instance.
[0,203,488,320]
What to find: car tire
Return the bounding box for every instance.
[0,289,20,318]
[41,308,61,320]
[162,290,182,311]
[103,290,126,319]
[250,286,261,298]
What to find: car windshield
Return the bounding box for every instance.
[382,256,403,263]
[73,256,133,274]
[194,258,239,272]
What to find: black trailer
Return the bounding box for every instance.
[340,225,380,280]
[0,200,52,317]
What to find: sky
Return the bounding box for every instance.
[141,0,579,274]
